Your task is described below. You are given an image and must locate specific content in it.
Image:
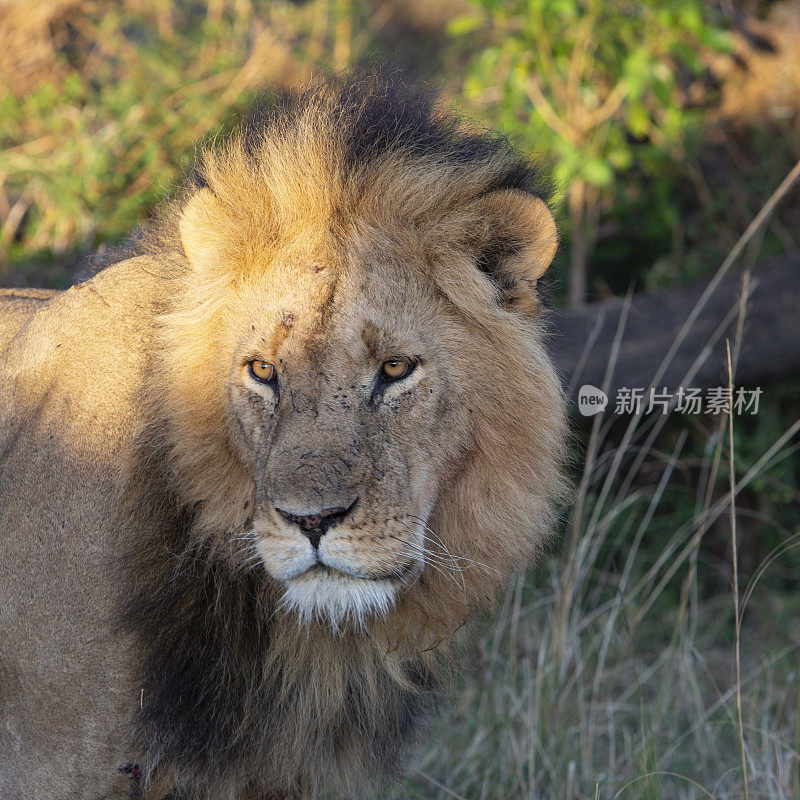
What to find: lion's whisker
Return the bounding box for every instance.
[406,516,502,575]
[405,516,466,568]
[400,522,470,575]
[394,528,467,594]
[386,532,465,572]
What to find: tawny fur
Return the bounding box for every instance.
[0,75,568,800]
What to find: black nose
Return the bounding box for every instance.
[275,503,354,549]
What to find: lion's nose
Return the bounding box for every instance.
[275,502,355,549]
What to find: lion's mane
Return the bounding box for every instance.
[117,74,568,799]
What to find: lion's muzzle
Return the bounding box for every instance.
[252,496,427,629]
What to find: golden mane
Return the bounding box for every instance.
[114,73,569,798]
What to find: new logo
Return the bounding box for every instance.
[578,385,608,416]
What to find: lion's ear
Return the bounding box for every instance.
[179,188,223,274]
[473,189,557,311]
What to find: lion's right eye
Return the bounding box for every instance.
[380,359,414,382]
[248,360,277,384]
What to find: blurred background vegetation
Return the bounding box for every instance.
[1,0,799,299]
[1,1,799,797]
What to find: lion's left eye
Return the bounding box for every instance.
[248,360,277,384]
[380,359,414,381]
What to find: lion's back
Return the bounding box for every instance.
[0,288,58,351]
[0,260,167,799]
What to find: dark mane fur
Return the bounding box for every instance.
[235,72,547,194]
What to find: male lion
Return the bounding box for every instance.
[0,76,567,799]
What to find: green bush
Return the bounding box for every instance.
[449,0,732,305]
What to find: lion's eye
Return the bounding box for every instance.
[248,360,276,384]
[380,359,414,381]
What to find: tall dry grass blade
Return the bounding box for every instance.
[616,274,756,503]
[613,770,719,799]
[627,412,800,629]
[650,156,800,393]
[740,532,800,619]
[726,339,749,800]
[569,286,633,546]
[413,768,470,800]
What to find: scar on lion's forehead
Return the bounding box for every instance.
[268,310,295,353]
[361,321,381,358]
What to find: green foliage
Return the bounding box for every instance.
[450,0,733,302]
[453,0,727,188]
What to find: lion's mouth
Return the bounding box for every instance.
[306,558,418,583]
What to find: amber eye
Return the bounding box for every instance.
[380,359,413,381]
[248,360,276,384]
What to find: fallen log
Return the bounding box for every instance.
[547,253,800,403]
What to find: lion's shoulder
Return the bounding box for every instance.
[0,256,172,460]
[1,257,168,359]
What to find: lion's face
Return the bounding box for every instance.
[162,141,566,635]
[219,239,476,628]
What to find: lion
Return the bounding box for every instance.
[0,75,568,799]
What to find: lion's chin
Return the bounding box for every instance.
[279,567,399,631]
